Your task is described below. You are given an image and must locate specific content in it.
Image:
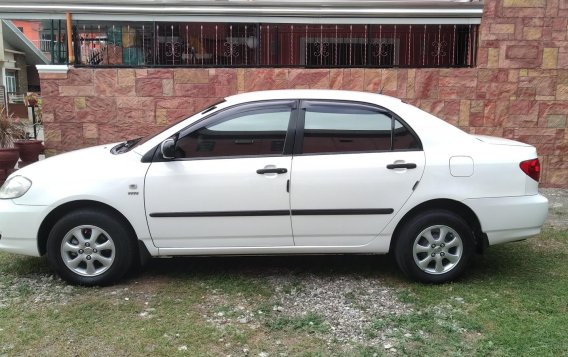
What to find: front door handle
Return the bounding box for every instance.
[256,168,288,174]
[387,163,417,170]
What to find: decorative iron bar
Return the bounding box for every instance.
[60,22,477,68]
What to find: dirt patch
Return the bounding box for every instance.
[268,274,410,347]
[540,188,568,229]
[198,274,411,354]
[0,273,75,309]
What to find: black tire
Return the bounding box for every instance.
[394,210,474,283]
[46,209,137,286]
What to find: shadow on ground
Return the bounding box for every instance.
[136,253,400,281]
[1,239,552,285]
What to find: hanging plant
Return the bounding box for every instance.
[24,92,40,108]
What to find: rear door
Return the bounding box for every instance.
[290,100,425,246]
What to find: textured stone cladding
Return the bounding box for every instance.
[39,0,568,187]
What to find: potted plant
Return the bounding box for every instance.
[0,106,25,183]
[15,93,44,167]
[14,135,44,167]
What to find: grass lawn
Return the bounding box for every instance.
[0,229,567,356]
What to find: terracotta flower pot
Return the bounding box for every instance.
[0,167,17,185]
[14,139,44,163]
[0,148,20,176]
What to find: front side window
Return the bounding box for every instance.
[175,104,292,159]
[301,102,419,154]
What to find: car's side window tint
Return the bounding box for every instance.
[175,106,291,158]
[303,104,392,154]
[393,119,420,150]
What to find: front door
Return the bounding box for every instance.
[144,101,296,248]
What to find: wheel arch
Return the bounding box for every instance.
[37,200,141,257]
[390,199,488,254]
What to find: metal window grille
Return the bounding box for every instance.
[59,22,478,68]
[5,71,17,94]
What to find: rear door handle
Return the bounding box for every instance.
[387,163,417,170]
[256,168,288,174]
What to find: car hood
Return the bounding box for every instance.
[15,143,121,179]
[11,143,147,206]
[473,135,532,147]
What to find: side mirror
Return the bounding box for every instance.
[160,138,176,160]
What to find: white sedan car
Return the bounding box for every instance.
[0,90,548,285]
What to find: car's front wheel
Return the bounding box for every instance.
[394,210,474,283]
[47,209,136,286]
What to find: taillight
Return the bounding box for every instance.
[519,158,540,182]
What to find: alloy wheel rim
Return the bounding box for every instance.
[412,225,463,275]
[60,225,116,277]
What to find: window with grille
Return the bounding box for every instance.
[63,21,478,68]
[5,71,17,94]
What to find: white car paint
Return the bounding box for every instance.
[290,151,425,247]
[0,145,156,256]
[0,90,548,270]
[145,156,294,248]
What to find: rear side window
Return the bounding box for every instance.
[175,105,292,158]
[393,120,419,150]
[301,103,419,154]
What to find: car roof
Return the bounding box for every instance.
[224,89,403,107]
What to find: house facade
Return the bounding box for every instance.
[0,20,47,119]
[0,0,567,187]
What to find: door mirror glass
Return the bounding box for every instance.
[161,138,176,159]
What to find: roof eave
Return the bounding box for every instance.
[0,2,484,19]
[2,20,49,65]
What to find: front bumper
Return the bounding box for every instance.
[464,194,549,246]
[0,199,46,256]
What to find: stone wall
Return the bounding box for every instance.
[39,0,568,187]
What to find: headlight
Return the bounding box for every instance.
[0,176,32,199]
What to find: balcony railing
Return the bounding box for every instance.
[8,93,25,104]
[48,22,479,68]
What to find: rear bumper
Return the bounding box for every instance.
[463,194,548,246]
[0,199,45,256]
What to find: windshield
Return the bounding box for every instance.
[111,100,226,154]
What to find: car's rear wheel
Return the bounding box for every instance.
[47,209,136,286]
[394,210,474,283]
